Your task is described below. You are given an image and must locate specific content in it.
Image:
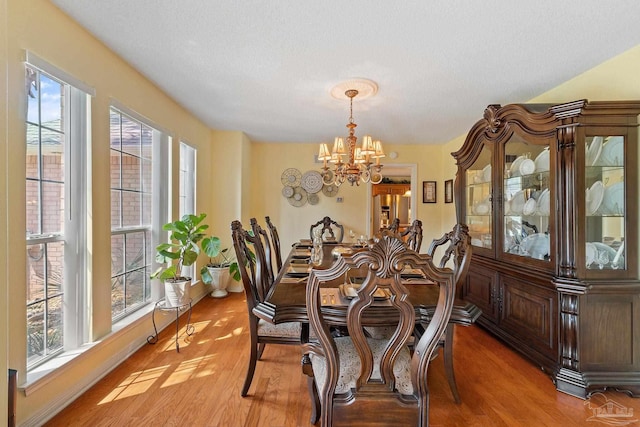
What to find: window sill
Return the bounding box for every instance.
[22,302,155,396]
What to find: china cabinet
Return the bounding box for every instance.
[452,100,640,398]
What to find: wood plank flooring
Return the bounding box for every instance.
[45,292,640,426]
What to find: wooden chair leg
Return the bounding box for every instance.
[307,376,320,425]
[443,323,461,403]
[301,341,319,425]
[242,322,260,397]
[257,342,266,360]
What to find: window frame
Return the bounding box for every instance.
[25,62,90,370]
[179,142,197,280]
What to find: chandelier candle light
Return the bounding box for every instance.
[318,88,385,186]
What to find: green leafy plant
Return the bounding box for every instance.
[151,213,209,281]
[200,236,241,284]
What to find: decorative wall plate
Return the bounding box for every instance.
[282,186,294,198]
[281,168,302,187]
[301,170,324,194]
[308,193,319,205]
[288,187,308,207]
[322,184,338,197]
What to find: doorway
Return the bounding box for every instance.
[366,163,417,237]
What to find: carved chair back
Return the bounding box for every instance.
[304,231,455,426]
[387,217,401,233]
[310,216,344,243]
[400,219,423,252]
[426,223,472,297]
[265,216,283,272]
[231,220,270,307]
[250,217,275,286]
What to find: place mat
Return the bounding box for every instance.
[400,268,426,279]
[280,277,307,284]
[285,264,311,277]
[339,284,390,300]
[401,278,436,285]
[292,248,311,258]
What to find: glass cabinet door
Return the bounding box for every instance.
[502,135,551,261]
[465,144,493,250]
[585,135,625,271]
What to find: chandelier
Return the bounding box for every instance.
[318,88,385,186]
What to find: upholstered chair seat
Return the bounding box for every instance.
[310,336,414,398]
[258,319,302,339]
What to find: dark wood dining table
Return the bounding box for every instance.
[253,242,482,329]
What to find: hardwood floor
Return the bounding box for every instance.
[46,292,640,426]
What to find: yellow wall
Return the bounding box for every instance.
[248,142,447,251]
[529,45,640,102]
[4,1,215,424]
[1,0,9,422]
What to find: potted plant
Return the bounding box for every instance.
[200,236,241,298]
[151,213,208,306]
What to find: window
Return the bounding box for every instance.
[179,142,196,217]
[109,108,157,320]
[25,64,89,368]
[179,142,197,279]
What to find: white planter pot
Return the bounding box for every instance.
[227,277,244,293]
[164,278,191,307]
[207,266,231,298]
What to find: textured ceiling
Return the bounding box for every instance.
[52,0,640,145]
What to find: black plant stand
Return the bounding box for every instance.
[147,299,194,352]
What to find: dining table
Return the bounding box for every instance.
[253,239,482,331]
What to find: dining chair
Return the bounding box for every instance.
[400,219,423,252]
[250,217,276,284]
[302,230,456,426]
[418,223,473,404]
[387,217,401,233]
[310,216,344,243]
[265,216,283,273]
[231,220,302,397]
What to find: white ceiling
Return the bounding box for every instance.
[52,0,640,146]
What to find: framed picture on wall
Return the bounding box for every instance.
[444,179,454,204]
[423,181,437,203]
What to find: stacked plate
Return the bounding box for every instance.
[599,136,624,166]
[510,156,524,177]
[522,197,537,216]
[537,188,550,216]
[585,242,598,266]
[586,136,603,166]
[586,241,623,269]
[586,181,605,215]
[520,233,550,260]
[601,182,624,215]
[509,190,526,215]
[534,148,550,173]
